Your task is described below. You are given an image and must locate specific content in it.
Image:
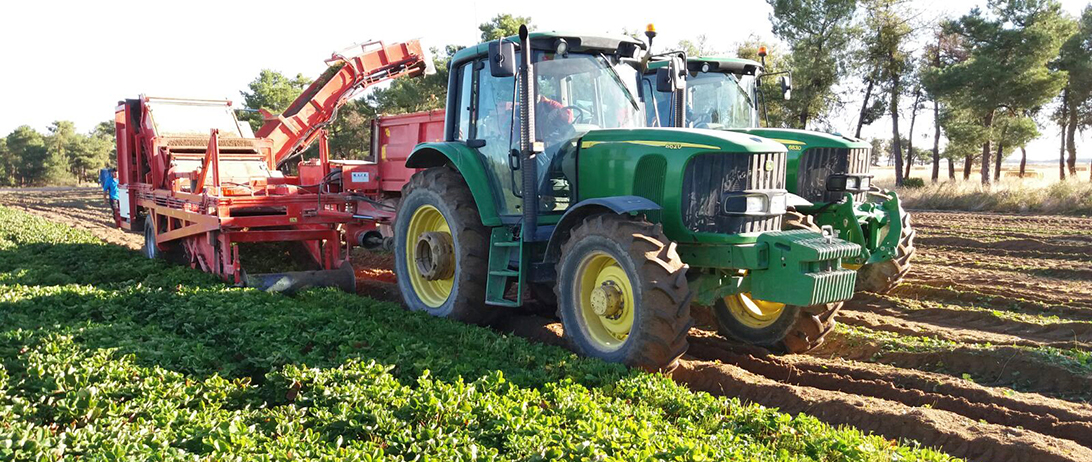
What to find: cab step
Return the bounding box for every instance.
[485,227,522,307]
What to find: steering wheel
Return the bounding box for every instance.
[561,105,591,124]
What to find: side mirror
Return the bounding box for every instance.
[779,74,792,101]
[488,40,516,78]
[656,57,686,93]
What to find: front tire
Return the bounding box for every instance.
[723,209,842,353]
[713,293,836,353]
[555,214,692,372]
[857,200,915,293]
[394,167,492,323]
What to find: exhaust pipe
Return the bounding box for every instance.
[242,262,356,294]
[518,24,538,242]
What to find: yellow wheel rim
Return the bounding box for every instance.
[843,262,863,270]
[576,251,635,350]
[723,292,785,329]
[405,205,453,308]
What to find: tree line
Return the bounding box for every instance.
[0,121,114,187]
[247,3,1090,187]
[5,5,1089,187]
[763,0,1092,185]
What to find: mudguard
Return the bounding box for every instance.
[543,196,661,262]
[406,142,503,227]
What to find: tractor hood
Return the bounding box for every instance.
[724,128,870,151]
[578,127,788,154]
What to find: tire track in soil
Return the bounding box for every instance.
[841,295,1092,349]
[836,308,1091,350]
[671,360,1092,462]
[813,334,1092,402]
[890,283,1092,321]
[684,336,1092,450]
[489,313,1092,461]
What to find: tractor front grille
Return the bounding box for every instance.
[797,147,871,203]
[681,152,785,235]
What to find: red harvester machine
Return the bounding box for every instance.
[114,40,431,292]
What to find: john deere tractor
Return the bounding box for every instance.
[642,49,914,295]
[395,26,860,371]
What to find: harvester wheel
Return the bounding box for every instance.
[394,167,492,323]
[857,200,915,293]
[555,214,693,372]
[142,218,159,259]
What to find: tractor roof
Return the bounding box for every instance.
[452,31,645,66]
[647,56,763,75]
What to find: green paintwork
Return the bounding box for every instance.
[799,191,904,266]
[575,127,785,246]
[410,38,860,312]
[684,229,859,307]
[406,142,503,227]
[749,230,859,306]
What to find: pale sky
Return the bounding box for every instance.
[1,0,1087,162]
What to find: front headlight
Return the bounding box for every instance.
[826,174,873,193]
[723,190,788,216]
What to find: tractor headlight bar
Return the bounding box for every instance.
[722,189,789,217]
[826,174,873,193]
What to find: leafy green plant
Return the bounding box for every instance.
[0,206,959,461]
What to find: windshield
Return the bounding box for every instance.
[643,71,758,129]
[147,99,247,138]
[687,72,757,129]
[534,52,642,137]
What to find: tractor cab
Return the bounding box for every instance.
[448,31,647,215]
[643,57,764,130]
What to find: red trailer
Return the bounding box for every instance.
[114,41,431,291]
[369,109,444,196]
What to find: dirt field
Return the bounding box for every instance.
[3,187,1091,462]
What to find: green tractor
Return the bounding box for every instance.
[642,51,914,294]
[394,26,860,371]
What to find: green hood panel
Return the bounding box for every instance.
[725,128,870,150]
[579,127,787,154]
[575,128,787,246]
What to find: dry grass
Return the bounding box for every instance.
[888,177,1092,215]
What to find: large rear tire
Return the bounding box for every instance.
[555,214,693,372]
[394,167,493,324]
[856,200,915,293]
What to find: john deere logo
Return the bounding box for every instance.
[764,160,775,171]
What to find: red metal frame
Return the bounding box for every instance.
[114,40,424,283]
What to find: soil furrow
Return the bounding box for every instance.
[685,336,1092,449]
[843,296,1092,347]
[671,360,1092,462]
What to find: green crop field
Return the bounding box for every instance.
[0,206,956,460]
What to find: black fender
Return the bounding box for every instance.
[544,196,662,263]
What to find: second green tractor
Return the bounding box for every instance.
[642,49,915,296]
